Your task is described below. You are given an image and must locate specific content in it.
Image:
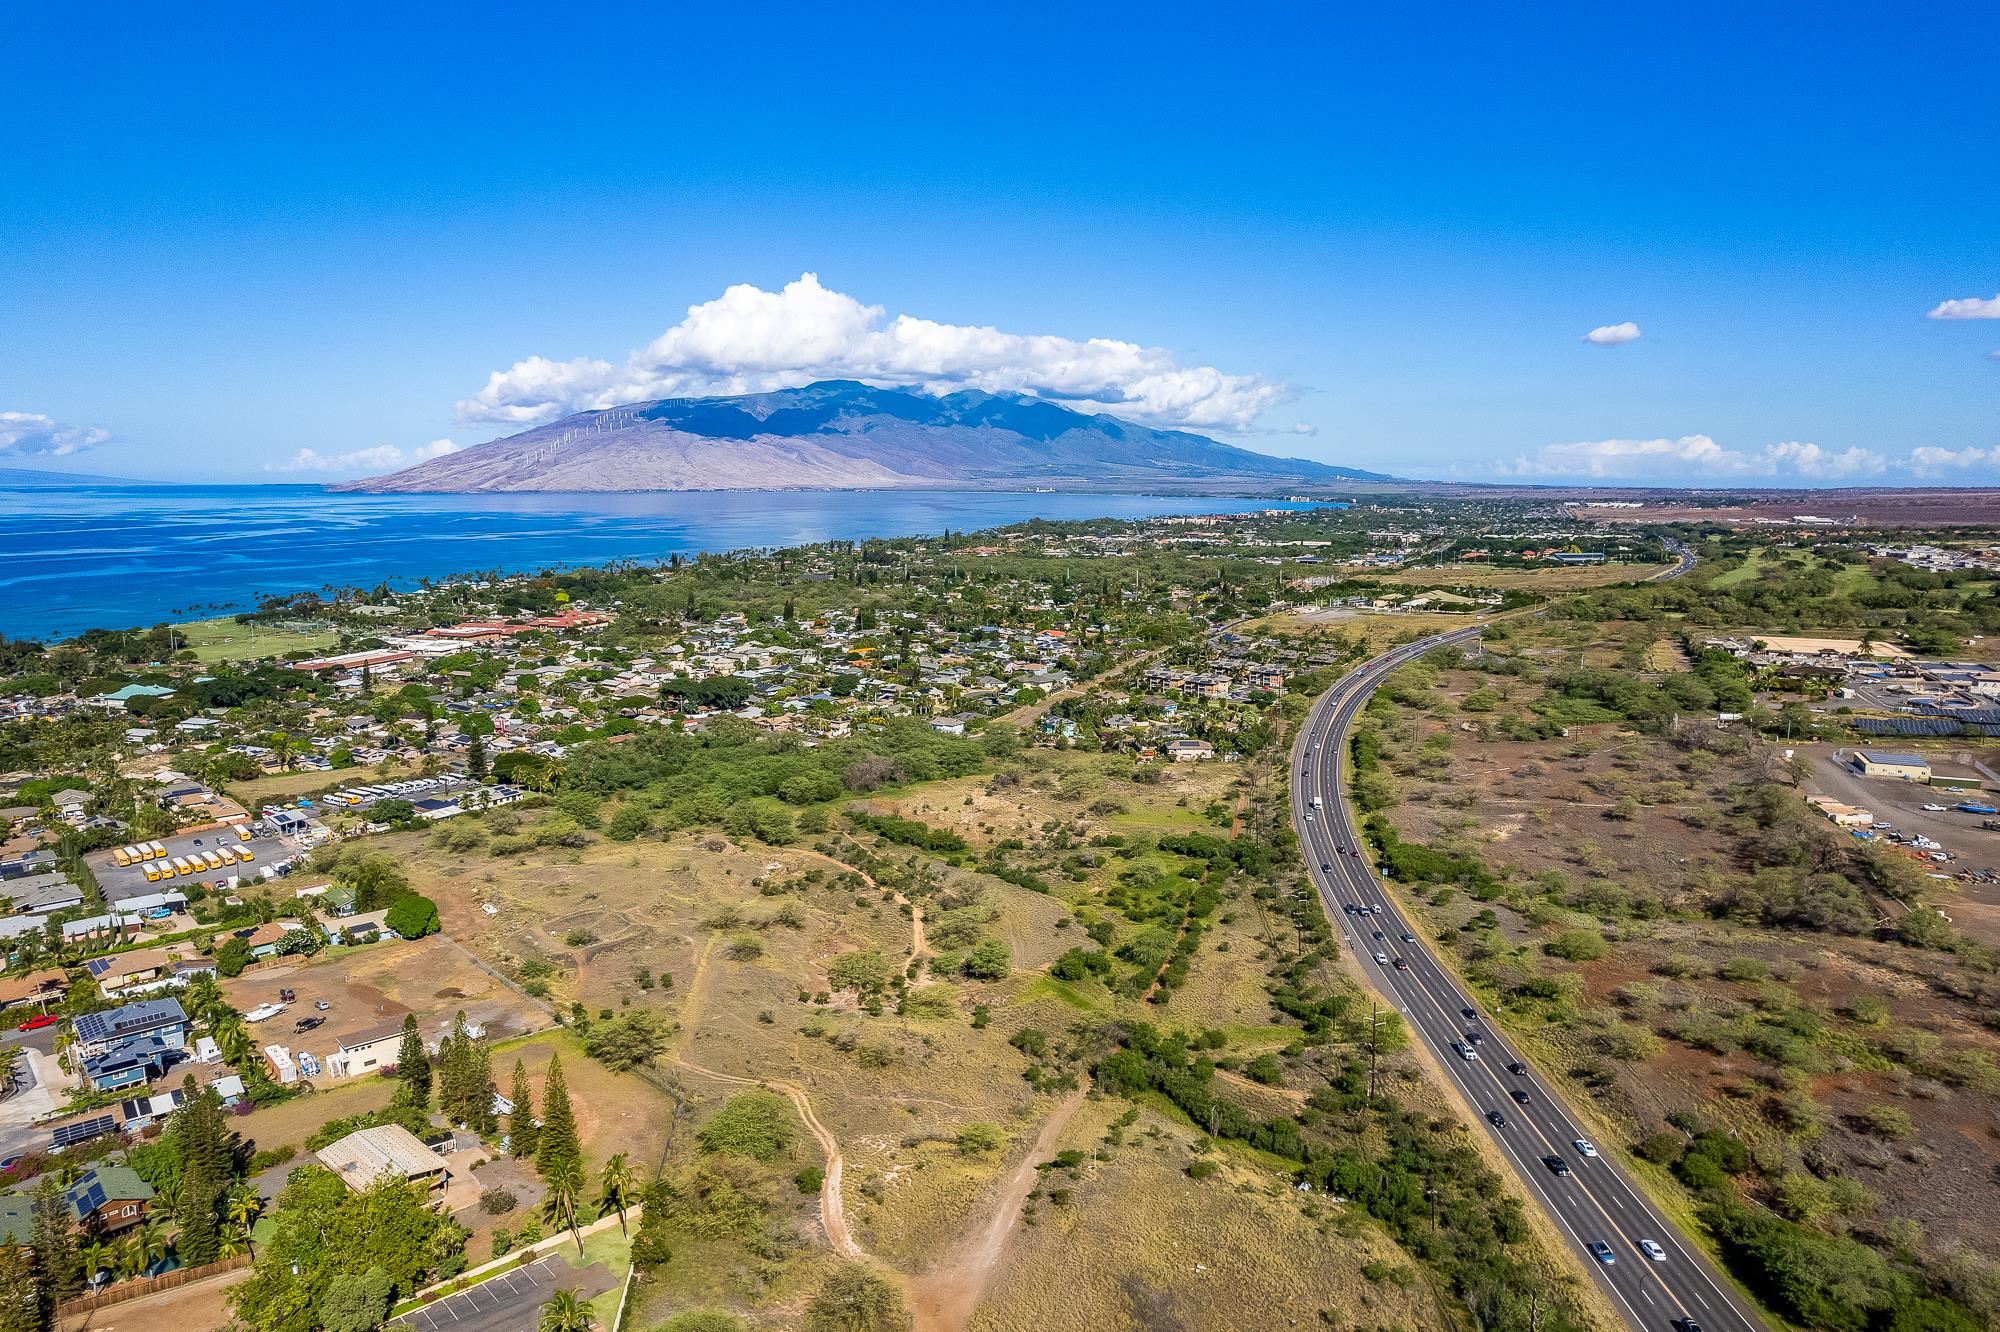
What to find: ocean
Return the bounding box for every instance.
[0,484,1326,642]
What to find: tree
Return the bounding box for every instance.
[215,935,254,978]
[803,1264,910,1332]
[385,894,441,940]
[539,1288,596,1332]
[580,1009,668,1072]
[961,939,1010,981]
[29,1177,81,1319]
[436,1011,494,1131]
[0,1244,38,1332]
[509,1058,540,1159]
[542,1156,586,1257]
[320,1266,394,1332]
[229,1167,467,1332]
[226,1184,263,1257]
[467,731,489,781]
[598,1153,636,1236]
[168,1080,237,1264]
[396,1014,431,1108]
[535,1053,582,1184]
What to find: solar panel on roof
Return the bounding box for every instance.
[51,1115,116,1148]
[86,958,111,976]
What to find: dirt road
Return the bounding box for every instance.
[906,1090,1086,1332]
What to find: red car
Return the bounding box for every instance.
[16,1015,58,1032]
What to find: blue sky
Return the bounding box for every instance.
[3,3,1995,485]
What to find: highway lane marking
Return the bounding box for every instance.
[1301,644,1760,1332]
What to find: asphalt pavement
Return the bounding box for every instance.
[1293,624,1764,1332]
[391,1254,617,1332]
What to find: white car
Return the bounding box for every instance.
[1572,1138,1598,1158]
[1638,1240,1667,1262]
[1373,952,1390,965]
[244,1002,286,1023]
[1921,803,1946,812]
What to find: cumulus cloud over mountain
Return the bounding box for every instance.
[456,273,1292,433]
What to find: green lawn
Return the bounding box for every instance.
[174,615,340,663]
[1708,549,1767,588]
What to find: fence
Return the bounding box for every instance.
[58,1252,253,1316]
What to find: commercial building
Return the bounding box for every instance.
[1853,751,1932,782]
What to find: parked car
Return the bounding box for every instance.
[314,1000,331,1011]
[278,988,296,1002]
[293,1016,324,1033]
[16,1015,57,1032]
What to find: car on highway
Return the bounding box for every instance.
[1460,1006,1477,1020]
[1921,803,1946,812]
[1541,1155,1569,1177]
[1464,1030,1483,1045]
[1510,1089,1531,1105]
[1572,1138,1598,1158]
[15,1015,57,1032]
[1320,863,1331,872]
[1587,1241,1616,1265]
[1638,1239,1667,1261]
[1400,932,1415,943]
[1373,951,1390,965]
[1486,1110,1507,1127]
[1507,1061,1527,1076]
[1392,957,1409,971]
[1349,850,1361,858]
[1671,1319,1703,1332]
[1455,1041,1478,1062]
[1372,930,1385,941]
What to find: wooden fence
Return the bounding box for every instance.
[57,1252,252,1316]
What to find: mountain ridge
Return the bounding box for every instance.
[336,381,1389,493]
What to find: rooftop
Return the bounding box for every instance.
[316,1123,443,1188]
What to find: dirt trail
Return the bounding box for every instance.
[671,1056,863,1259]
[906,1089,1087,1332]
[796,844,928,962]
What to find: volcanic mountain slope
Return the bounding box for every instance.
[337,381,1387,492]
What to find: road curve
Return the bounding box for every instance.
[1291,624,1762,1332]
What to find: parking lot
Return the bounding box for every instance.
[308,775,483,814]
[391,1255,617,1332]
[85,823,308,905]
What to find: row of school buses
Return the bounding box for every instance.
[110,825,257,881]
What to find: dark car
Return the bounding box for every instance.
[1671,1321,1702,1332]
[1465,1030,1483,1045]
[1510,1089,1531,1105]
[1486,1109,1507,1127]
[1460,1006,1477,1020]
[278,988,296,1002]
[1320,863,1331,872]
[1588,1241,1616,1265]
[1542,1155,1570,1177]
[1507,1062,1527,1076]
[1349,850,1361,858]
[1372,931,1385,941]
[293,1016,324,1032]
[1400,932,1415,943]
[1392,957,1409,971]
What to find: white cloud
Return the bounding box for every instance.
[1496,434,2000,482]
[1504,434,1896,480]
[457,273,1292,433]
[1581,322,1642,346]
[269,439,461,475]
[0,411,110,457]
[1926,294,2000,320]
[1907,445,2000,475]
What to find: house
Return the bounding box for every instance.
[73,997,190,1058]
[242,920,308,959]
[328,1019,407,1078]
[4,872,84,915]
[82,1035,180,1091]
[1164,738,1216,762]
[315,1123,450,1200]
[929,716,969,736]
[118,1086,188,1131]
[1853,751,1931,782]
[0,968,69,1013]
[85,947,176,995]
[64,1165,156,1235]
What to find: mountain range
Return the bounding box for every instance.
[336,381,1386,493]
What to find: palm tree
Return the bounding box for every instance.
[225,1186,262,1257]
[79,1239,115,1287]
[542,1159,586,1257]
[596,1154,635,1237]
[130,1218,170,1275]
[538,1289,595,1332]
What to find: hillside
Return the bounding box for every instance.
[337,380,1386,492]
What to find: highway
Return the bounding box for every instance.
[1291,622,1760,1332]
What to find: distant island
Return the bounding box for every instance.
[336,379,1389,493]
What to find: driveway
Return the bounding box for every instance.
[392,1255,617,1332]
[0,1049,69,1162]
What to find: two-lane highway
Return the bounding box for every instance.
[1292,626,1760,1332]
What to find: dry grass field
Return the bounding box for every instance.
[1371,562,1672,590]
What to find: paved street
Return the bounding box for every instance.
[1295,622,1764,1332]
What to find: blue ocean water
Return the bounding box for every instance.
[0,484,1327,641]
